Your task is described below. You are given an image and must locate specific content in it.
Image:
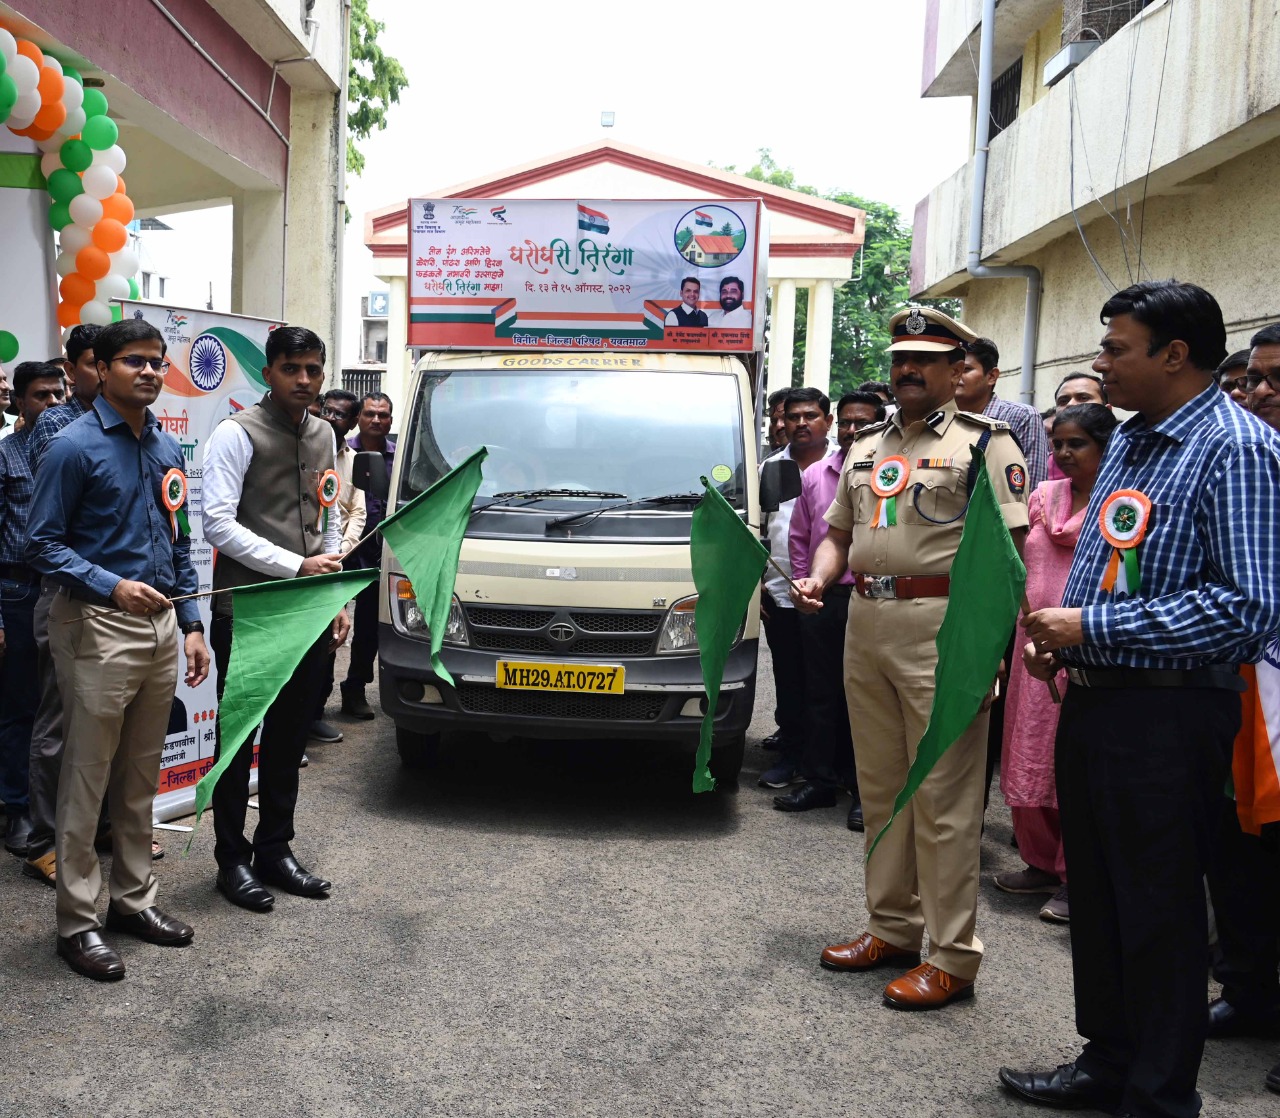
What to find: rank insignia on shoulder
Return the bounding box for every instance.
[853,420,889,438]
[956,411,1010,431]
[1005,463,1027,494]
[848,459,875,470]
[916,457,955,469]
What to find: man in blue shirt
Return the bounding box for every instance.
[0,362,67,858]
[1000,282,1280,1118]
[27,319,210,982]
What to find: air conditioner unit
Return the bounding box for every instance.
[1043,39,1101,87]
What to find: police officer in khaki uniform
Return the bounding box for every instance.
[792,306,1029,1010]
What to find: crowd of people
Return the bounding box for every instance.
[0,319,394,980]
[761,284,1280,1117]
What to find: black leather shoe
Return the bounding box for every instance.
[57,930,125,981]
[761,730,785,752]
[998,1063,1123,1111]
[216,864,275,912]
[340,688,375,720]
[773,782,838,812]
[847,800,865,832]
[105,903,194,946]
[5,810,32,856]
[1207,995,1280,1038]
[255,854,331,897]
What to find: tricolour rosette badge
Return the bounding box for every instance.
[1097,488,1152,596]
[870,455,911,528]
[317,468,340,533]
[161,468,190,541]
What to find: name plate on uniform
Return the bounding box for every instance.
[496,661,625,694]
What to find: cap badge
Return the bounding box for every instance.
[904,309,927,335]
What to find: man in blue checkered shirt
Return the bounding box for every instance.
[1000,281,1280,1118]
[0,362,68,858]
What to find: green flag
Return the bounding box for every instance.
[189,568,378,840]
[378,447,487,688]
[867,447,1026,860]
[690,476,769,792]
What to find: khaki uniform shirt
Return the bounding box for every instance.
[334,443,367,555]
[824,402,1029,577]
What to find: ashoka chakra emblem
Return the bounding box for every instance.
[189,333,227,391]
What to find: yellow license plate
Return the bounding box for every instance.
[495,661,625,694]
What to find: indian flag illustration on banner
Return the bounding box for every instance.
[694,210,714,228]
[577,203,609,234]
[1234,639,1280,834]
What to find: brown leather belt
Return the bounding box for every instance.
[853,573,950,600]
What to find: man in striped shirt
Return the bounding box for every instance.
[1000,281,1280,1118]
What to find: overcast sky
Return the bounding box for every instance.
[146,0,973,365]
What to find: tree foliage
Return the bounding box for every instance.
[724,150,959,398]
[347,0,408,177]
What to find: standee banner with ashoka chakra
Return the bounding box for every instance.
[120,301,282,822]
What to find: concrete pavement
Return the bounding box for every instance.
[0,646,1275,1117]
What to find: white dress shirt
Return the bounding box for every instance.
[709,304,751,327]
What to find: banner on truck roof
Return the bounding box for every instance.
[407,198,765,353]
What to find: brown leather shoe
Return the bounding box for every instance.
[882,963,974,1010]
[105,904,194,946]
[57,930,125,981]
[820,932,921,972]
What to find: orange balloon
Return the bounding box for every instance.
[15,40,43,65]
[100,193,135,225]
[60,272,95,305]
[92,218,128,253]
[24,125,54,143]
[76,245,110,281]
[33,101,66,133]
[9,125,37,139]
[37,67,64,104]
[56,300,82,328]
[115,176,126,195]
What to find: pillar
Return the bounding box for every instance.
[804,279,835,396]
[769,278,797,399]
[383,275,411,417]
[230,187,285,322]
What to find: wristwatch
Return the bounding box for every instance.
[179,620,205,636]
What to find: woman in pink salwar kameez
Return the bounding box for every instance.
[996,404,1118,923]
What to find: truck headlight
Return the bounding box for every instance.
[657,595,698,653]
[395,579,468,646]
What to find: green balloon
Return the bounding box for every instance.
[0,331,17,364]
[82,88,108,119]
[60,138,92,173]
[0,74,17,121]
[48,201,72,231]
[111,304,123,323]
[127,277,140,300]
[63,66,83,86]
[46,168,84,203]
[0,52,7,79]
[82,115,118,151]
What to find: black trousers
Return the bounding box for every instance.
[210,614,328,871]
[1057,684,1239,1118]
[1206,805,1280,1013]
[762,605,805,760]
[343,578,379,691]
[797,586,856,791]
[984,627,1017,809]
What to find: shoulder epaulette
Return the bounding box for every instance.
[852,420,890,438]
[955,411,1011,432]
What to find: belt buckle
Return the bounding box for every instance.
[865,575,897,600]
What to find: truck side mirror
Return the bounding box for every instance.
[758,458,803,513]
[352,451,390,501]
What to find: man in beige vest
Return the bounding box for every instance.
[202,326,349,913]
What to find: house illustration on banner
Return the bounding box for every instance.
[685,234,738,266]
[577,204,609,234]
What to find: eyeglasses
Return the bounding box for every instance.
[1244,372,1280,394]
[112,355,171,373]
[320,406,354,420]
[1219,377,1249,394]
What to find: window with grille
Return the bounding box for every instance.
[989,57,1023,139]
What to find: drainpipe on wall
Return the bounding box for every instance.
[334,0,353,366]
[967,0,1042,405]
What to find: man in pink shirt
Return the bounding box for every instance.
[778,390,886,828]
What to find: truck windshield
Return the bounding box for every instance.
[399,368,746,508]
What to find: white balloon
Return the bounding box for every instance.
[8,55,38,94]
[55,251,77,278]
[61,79,83,111]
[81,300,112,326]
[109,247,139,277]
[95,145,126,175]
[42,56,62,75]
[37,135,64,154]
[68,192,102,229]
[62,106,86,135]
[0,30,17,65]
[95,274,129,301]
[81,163,117,200]
[6,110,36,132]
[62,325,77,347]
[59,225,92,254]
[11,89,40,120]
[39,151,64,178]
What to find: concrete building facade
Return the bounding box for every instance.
[911,0,1280,406]
[1,0,348,351]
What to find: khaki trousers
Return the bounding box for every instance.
[845,593,989,981]
[49,592,177,937]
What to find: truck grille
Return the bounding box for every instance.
[462,605,664,658]
[454,684,665,721]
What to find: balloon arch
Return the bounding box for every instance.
[0,28,138,365]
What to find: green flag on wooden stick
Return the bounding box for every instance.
[377,447,487,688]
[689,476,769,793]
[189,568,378,844]
[866,447,1026,861]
